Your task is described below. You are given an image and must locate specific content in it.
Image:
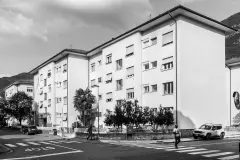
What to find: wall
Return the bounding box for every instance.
[17,84,33,97]
[68,54,88,129]
[177,16,227,129]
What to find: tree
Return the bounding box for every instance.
[73,88,96,126]
[7,92,33,125]
[164,108,174,128]
[142,106,150,125]
[113,103,125,131]
[155,107,165,130]
[132,100,144,130]
[122,100,134,127]
[104,109,114,127]
[0,98,9,126]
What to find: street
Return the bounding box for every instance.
[0,135,239,160]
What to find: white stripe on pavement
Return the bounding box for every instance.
[165,147,196,151]
[218,155,239,160]
[27,142,40,145]
[4,144,17,148]
[16,143,28,146]
[188,150,220,155]
[49,141,61,144]
[177,148,207,153]
[203,152,234,157]
[39,142,51,145]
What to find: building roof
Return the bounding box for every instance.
[1,79,34,92]
[29,49,87,75]
[86,5,237,57]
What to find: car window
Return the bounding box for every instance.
[212,126,217,130]
[199,125,212,130]
[217,126,222,130]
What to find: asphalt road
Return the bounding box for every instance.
[0,137,239,160]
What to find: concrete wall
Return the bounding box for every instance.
[177,16,227,129]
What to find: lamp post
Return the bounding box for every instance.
[92,85,99,140]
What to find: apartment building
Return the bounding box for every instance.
[3,80,33,99]
[30,5,235,130]
[29,49,88,128]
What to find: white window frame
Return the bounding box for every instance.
[48,84,51,92]
[91,63,95,72]
[143,39,149,48]
[151,61,157,68]
[162,57,173,71]
[151,84,157,92]
[151,37,157,45]
[44,79,47,86]
[143,85,149,93]
[63,64,67,73]
[126,88,134,99]
[44,93,47,100]
[47,70,51,78]
[91,79,96,87]
[48,99,51,107]
[106,54,112,64]
[143,63,150,70]
[126,45,134,57]
[106,73,112,83]
[63,80,67,89]
[162,31,173,46]
[98,77,102,83]
[126,66,134,78]
[116,79,123,91]
[106,92,113,102]
[116,59,123,70]
[163,82,173,95]
[63,96,67,105]
[98,60,102,66]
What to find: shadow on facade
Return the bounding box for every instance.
[174,111,196,129]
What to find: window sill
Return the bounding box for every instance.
[106,62,112,65]
[116,88,123,91]
[143,67,157,72]
[162,41,173,47]
[116,68,122,71]
[126,75,134,79]
[162,93,173,96]
[143,43,157,49]
[161,68,173,72]
[126,53,134,57]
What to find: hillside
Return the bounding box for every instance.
[222,12,240,60]
[0,72,33,91]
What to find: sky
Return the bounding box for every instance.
[0,0,239,76]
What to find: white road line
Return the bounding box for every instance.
[27,142,40,145]
[16,143,28,146]
[4,144,17,148]
[47,143,79,151]
[39,142,51,145]
[0,150,82,160]
[203,152,234,157]
[65,141,82,144]
[190,141,238,147]
[177,148,207,153]
[48,141,61,144]
[188,150,220,155]
[165,147,196,151]
[218,155,239,160]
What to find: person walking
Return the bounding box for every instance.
[173,124,181,149]
[87,124,93,140]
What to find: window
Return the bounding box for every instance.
[116,59,122,70]
[63,97,67,105]
[63,80,67,89]
[162,31,173,46]
[98,60,102,66]
[56,66,61,73]
[44,79,47,86]
[63,64,67,72]
[151,84,157,92]
[106,54,112,64]
[127,88,134,99]
[27,88,33,92]
[91,63,95,72]
[44,93,47,100]
[163,82,173,95]
[143,40,149,48]
[48,99,51,107]
[48,70,51,78]
[98,77,102,83]
[126,45,134,57]
[151,61,157,68]
[44,107,47,113]
[144,63,149,70]
[126,66,134,78]
[48,84,51,92]
[56,97,62,103]
[162,57,173,70]
[106,92,112,102]
[151,37,157,45]
[39,88,43,95]
[116,100,122,105]
[98,94,102,100]
[40,101,43,108]
[106,73,112,83]
[40,74,43,81]
[91,79,96,87]
[144,86,149,93]
[56,82,62,88]
[116,79,123,91]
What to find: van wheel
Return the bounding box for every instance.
[205,133,211,140]
[193,135,198,139]
[220,133,225,139]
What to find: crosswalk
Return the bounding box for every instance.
[106,142,239,160]
[4,140,81,148]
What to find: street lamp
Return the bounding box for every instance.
[92,85,99,140]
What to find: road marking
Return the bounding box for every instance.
[4,144,17,148]
[27,142,40,145]
[188,150,220,155]
[190,141,238,147]
[203,152,234,157]
[16,143,28,146]
[0,150,82,160]
[47,143,78,151]
[49,141,61,144]
[65,141,82,144]
[177,148,207,153]
[165,147,196,151]
[39,142,51,145]
[218,155,239,160]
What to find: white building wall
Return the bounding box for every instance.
[17,84,33,97]
[177,16,227,129]
[68,54,88,128]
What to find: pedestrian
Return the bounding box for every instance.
[87,124,93,140]
[173,124,181,149]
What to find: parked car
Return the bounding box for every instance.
[192,123,225,140]
[21,125,42,135]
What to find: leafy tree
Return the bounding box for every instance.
[142,106,150,125]
[104,109,115,127]
[164,108,174,128]
[0,98,9,126]
[122,100,134,127]
[155,107,165,130]
[73,88,96,126]
[113,103,125,131]
[132,100,144,130]
[7,92,33,125]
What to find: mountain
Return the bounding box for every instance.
[0,72,33,91]
[222,12,240,60]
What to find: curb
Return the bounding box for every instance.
[0,144,12,155]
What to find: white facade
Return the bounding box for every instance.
[30,6,235,130]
